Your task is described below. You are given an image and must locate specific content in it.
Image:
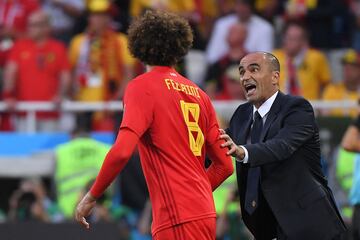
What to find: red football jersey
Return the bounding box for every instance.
[9,39,70,101]
[8,38,69,118]
[120,66,221,235]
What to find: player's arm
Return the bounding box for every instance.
[75,127,139,229]
[205,94,234,191]
[89,128,139,197]
[204,100,233,191]
[206,138,234,191]
[76,80,153,229]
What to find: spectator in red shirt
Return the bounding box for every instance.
[0,0,40,131]
[2,10,71,132]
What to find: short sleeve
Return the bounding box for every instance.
[8,41,21,63]
[120,81,154,137]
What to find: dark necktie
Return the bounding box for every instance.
[244,111,263,215]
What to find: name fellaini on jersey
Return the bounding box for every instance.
[164,78,201,98]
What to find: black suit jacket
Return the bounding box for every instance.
[228,92,346,240]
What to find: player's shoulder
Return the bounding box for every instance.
[127,74,146,87]
[126,72,153,93]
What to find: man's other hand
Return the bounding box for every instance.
[75,192,97,229]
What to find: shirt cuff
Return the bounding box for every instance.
[236,146,249,163]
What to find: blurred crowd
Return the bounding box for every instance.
[0,0,360,239]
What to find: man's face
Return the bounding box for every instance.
[238,53,279,108]
[343,63,360,87]
[226,24,247,48]
[27,14,50,40]
[283,25,306,57]
[88,12,110,32]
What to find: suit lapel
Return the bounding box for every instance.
[260,92,284,141]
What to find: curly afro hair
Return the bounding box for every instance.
[127,10,193,66]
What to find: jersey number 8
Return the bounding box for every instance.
[180,100,205,156]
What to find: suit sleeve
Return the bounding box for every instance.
[244,98,316,167]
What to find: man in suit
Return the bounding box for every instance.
[220,52,346,239]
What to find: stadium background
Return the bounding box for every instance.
[0,0,359,239]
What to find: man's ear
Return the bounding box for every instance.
[272,71,280,85]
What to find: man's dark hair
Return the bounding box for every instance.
[264,52,280,72]
[127,10,193,66]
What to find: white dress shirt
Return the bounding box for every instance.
[206,14,274,64]
[240,91,279,163]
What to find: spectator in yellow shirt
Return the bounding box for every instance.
[69,0,135,130]
[273,21,331,100]
[322,49,360,117]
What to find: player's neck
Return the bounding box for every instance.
[145,65,173,72]
[146,65,154,72]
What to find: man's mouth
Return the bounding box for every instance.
[244,83,256,95]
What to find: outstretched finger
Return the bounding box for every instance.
[219,134,230,140]
[221,141,233,148]
[80,216,90,229]
[226,147,236,156]
[227,145,237,156]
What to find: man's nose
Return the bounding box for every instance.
[241,71,251,82]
